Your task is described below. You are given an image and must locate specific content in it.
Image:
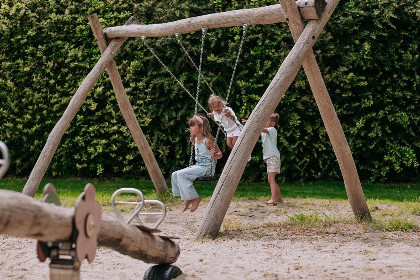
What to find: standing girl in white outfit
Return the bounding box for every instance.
[171,115,222,212]
[207,94,243,149]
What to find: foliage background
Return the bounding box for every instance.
[0,0,419,182]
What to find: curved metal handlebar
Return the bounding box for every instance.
[0,141,10,179]
[111,188,166,229]
[111,188,145,224]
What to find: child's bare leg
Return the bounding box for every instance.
[227,136,239,149]
[190,196,202,212]
[232,136,238,148]
[183,200,192,213]
[267,172,283,204]
[227,137,233,149]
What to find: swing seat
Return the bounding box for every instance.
[196,158,217,181]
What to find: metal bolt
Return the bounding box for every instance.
[85,214,95,237]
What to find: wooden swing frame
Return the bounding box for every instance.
[23,0,371,239]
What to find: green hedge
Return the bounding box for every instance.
[0,0,419,182]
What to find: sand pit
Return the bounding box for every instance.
[1,198,419,279]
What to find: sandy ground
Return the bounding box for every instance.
[1,198,419,279]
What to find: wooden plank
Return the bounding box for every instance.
[88,14,168,194]
[103,2,326,39]
[196,0,340,239]
[22,31,128,197]
[0,190,180,264]
[279,0,371,221]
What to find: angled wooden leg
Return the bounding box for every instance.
[23,37,127,197]
[196,0,342,239]
[279,0,371,221]
[88,14,168,193]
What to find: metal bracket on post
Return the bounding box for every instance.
[37,183,102,280]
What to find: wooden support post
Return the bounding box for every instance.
[103,1,326,38]
[0,190,180,264]
[196,0,341,239]
[22,29,128,197]
[279,0,371,221]
[88,14,168,194]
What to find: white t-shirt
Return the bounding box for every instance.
[213,106,241,134]
[261,127,280,160]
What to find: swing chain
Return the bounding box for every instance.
[194,27,207,114]
[208,23,249,174]
[189,28,208,167]
[142,24,249,175]
[225,23,249,105]
[141,35,225,167]
[141,36,210,116]
[175,33,216,97]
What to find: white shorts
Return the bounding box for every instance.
[265,156,280,174]
[226,127,242,138]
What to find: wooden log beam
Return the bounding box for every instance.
[0,190,180,264]
[23,29,128,197]
[279,0,371,221]
[196,0,340,239]
[103,1,326,39]
[88,14,168,194]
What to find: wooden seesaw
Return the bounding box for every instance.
[0,142,181,280]
[0,184,181,280]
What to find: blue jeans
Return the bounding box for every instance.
[171,164,209,201]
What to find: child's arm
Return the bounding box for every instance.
[207,113,214,119]
[224,108,236,121]
[207,139,222,159]
[243,119,269,133]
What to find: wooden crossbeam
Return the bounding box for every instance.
[103,1,326,39]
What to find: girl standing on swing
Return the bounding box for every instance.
[171,115,222,212]
[207,94,243,149]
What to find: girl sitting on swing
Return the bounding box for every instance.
[171,115,223,213]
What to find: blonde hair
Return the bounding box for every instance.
[188,115,215,142]
[270,113,279,126]
[208,94,226,108]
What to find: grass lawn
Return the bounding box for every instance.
[1,178,419,232]
[1,178,418,203]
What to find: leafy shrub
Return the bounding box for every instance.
[0,0,419,182]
